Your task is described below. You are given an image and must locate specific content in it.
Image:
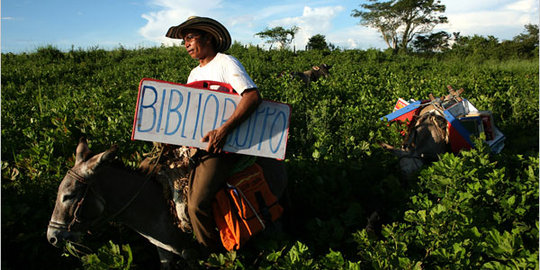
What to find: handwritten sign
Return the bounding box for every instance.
[131,79,291,159]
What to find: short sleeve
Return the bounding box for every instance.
[222,55,257,95]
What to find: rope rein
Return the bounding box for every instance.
[61,147,165,231]
[97,146,165,225]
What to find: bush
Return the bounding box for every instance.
[2,45,537,269]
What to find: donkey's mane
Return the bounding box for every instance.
[101,158,156,180]
[103,157,183,227]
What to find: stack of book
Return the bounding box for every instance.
[458,111,495,141]
[393,98,409,112]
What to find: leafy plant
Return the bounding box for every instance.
[81,241,133,270]
[1,44,537,269]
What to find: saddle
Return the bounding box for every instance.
[139,143,283,250]
[139,143,194,232]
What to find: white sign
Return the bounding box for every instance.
[131,79,291,159]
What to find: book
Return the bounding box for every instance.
[442,98,458,110]
[393,98,410,112]
[458,115,484,137]
[466,111,495,141]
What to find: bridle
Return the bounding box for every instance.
[48,167,151,233]
[48,146,164,240]
[68,169,107,231]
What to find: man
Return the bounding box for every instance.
[165,16,262,250]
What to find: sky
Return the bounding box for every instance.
[1,0,539,53]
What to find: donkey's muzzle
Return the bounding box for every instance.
[47,221,78,247]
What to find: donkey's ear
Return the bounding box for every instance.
[99,144,118,163]
[75,137,91,165]
[84,144,119,174]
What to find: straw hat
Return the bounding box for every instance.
[166,16,231,52]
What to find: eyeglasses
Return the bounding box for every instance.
[183,33,201,43]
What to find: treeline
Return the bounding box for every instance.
[418,24,539,60]
[256,24,539,61]
[4,23,538,63]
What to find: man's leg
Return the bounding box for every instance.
[187,153,236,249]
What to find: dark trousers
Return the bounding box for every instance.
[187,152,238,249]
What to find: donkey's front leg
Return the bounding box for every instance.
[156,247,177,270]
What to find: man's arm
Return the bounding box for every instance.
[201,88,262,153]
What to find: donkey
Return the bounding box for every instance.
[296,64,332,85]
[278,64,332,85]
[380,87,469,177]
[381,103,451,177]
[47,138,288,269]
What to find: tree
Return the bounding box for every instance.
[351,0,448,52]
[306,34,329,50]
[412,31,451,53]
[450,35,501,59]
[255,26,299,50]
[512,24,539,58]
[513,24,539,45]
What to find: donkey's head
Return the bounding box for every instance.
[47,138,118,247]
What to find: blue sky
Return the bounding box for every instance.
[2,0,539,53]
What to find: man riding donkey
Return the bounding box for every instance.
[143,16,287,255]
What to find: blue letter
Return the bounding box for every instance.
[248,106,267,148]
[191,93,203,140]
[155,89,167,133]
[269,111,287,153]
[137,85,157,132]
[221,98,237,126]
[234,114,252,147]
[257,107,277,150]
[181,92,191,138]
[164,89,183,135]
[200,94,219,138]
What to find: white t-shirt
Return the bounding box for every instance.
[187,53,257,95]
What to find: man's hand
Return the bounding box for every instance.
[201,88,261,154]
[201,127,229,153]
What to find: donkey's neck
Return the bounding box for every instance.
[95,166,191,255]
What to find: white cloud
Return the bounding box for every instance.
[347,38,358,49]
[329,25,386,50]
[137,0,539,50]
[229,15,256,28]
[443,0,531,13]
[139,0,224,46]
[439,0,539,39]
[505,0,538,12]
[268,5,345,49]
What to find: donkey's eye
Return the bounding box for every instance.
[62,194,76,202]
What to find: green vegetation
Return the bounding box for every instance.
[2,40,538,269]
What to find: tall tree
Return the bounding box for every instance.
[513,24,539,48]
[306,34,328,50]
[351,0,447,52]
[255,26,299,50]
[412,31,451,53]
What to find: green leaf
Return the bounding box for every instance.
[481,261,507,270]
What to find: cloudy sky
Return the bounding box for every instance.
[2,0,538,53]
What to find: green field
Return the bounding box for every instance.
[2,45,538,269]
